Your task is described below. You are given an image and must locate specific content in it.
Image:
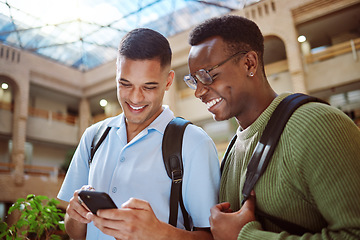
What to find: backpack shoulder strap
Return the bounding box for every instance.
[220,134,237,174]
[241,93,327,235]
[89,121,111,167]
[162,117,191,230]
[242,93,328,204]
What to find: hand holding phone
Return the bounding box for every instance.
[78,190,117,214]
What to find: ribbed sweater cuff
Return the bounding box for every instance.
[238,221,263,240]
[238,221,293,239]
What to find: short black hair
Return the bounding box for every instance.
[189,15,264,66]
[118,28,171,67]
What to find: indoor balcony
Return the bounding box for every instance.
[0,102,76,207]
[0,102,79,146]
[304,38,360,93]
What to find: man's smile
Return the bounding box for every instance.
[206,97,223,109]
[128,103,146,111]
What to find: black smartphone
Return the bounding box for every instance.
[78,190,118,214]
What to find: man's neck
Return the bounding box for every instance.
[125,107,164,143]
[236,89,277,129]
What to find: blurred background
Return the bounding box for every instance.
[0,0,359,224]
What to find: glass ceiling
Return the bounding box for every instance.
[0,0,259,71]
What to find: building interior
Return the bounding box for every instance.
[0,0,359,232]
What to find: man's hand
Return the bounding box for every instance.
[64,187,95,240]
[209,191,256,240]
[66,190,92,224]
[87,198,166,240]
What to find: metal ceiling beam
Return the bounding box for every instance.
[186,0,236,11]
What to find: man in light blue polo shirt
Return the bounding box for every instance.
[57,28,220,240]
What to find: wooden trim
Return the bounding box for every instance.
[305,38,360,64]
[0,102,78,125]
[0,162,65,176]
[292,0,359,25]
[264,59,289,76]
[0,101,13,111]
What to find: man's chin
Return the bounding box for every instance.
[212,113,230,122]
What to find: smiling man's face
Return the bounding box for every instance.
[116,56,173,130]
[188,36,252,122]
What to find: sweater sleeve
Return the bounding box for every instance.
[238,104,360,239]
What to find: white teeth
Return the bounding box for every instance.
[206,98,222,109]
[129,104,145,110]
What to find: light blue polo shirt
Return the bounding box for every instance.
[58,106,220,240]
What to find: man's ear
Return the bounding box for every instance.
[244,51,259,76]
[165,70,175,90]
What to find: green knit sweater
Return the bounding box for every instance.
[220,93,360,239]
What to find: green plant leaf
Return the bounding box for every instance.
[50,234,62,240]
[3,195,66,239]
[58,221,65,231]
[8,199,24,214]
[26,194,35,200]
[0,228,8,238]
[0,221,8,231]
[37,195,49,201]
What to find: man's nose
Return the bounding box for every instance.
[129,87,144,103]
[194,81,209,99]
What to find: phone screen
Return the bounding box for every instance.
[78,190,118,214]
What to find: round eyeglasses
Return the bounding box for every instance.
[184,51,248,90]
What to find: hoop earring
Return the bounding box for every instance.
[249,72,254,77]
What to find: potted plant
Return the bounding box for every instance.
[0,194,66,240]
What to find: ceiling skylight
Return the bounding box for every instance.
[0,0,260,71]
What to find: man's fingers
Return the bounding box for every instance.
[91,212,124,234]
[210,202,232,227]
[67,205,91,223]
[86,212,94,221]
[210,202,232,215]
[243,190,256,212]
[96,198,155,224]
[97,206,142,221]
[67,191,92,223]
[121,197,151,210]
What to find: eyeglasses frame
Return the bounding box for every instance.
[184,50,248,90]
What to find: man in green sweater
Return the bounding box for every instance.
[184,15,360,239]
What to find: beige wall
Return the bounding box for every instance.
[306,50,360,92]
[0,173,67,208]
[0,109,12,135]
[26,116,79,145]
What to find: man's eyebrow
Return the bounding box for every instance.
[145,82,159,85]
[119,78,158,85]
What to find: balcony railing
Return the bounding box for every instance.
[305,38,360,64]
[28,107,77,125]
[0,102,78,125]
[92,109,123,124]
[0,162,65,177]
[0,101,12,111]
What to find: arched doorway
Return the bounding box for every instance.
[0,74,27,185]
[264,35,293,93]
[0,75,15,163]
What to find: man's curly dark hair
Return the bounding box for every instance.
[189,15,264,67]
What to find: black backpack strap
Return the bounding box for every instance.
[162,117,191,230]
[242,93,328,204]
[255,209,315,235]
[89,122,111,167]
[241,93,327,235]
[220,134,237,174]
